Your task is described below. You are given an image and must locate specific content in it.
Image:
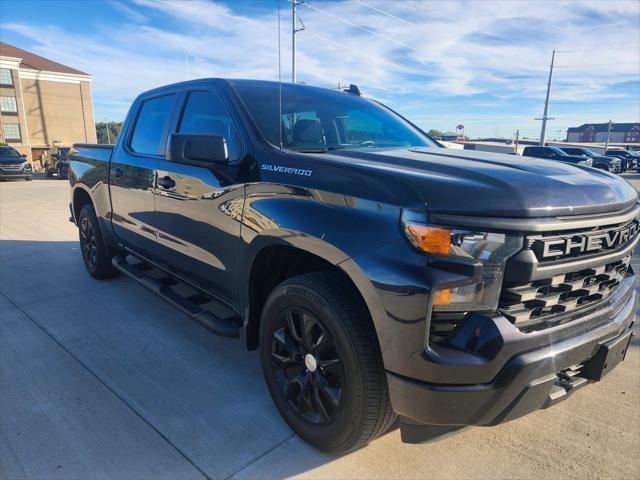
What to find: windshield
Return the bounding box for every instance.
[549,146,567,155]
[233,82,435,152]
[580,148,597,157]
[0,146,21,157]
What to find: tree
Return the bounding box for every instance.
[427,129,442,139]
[95,121,124,144]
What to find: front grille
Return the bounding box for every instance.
[0,163,23,171]
[499,255,631,330]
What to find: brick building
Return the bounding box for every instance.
[566,122,640,144]
[0,42,96,165]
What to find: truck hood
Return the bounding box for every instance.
[321,147,638,217]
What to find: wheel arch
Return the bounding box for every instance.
[241,232,386,357]
[72,185,94,222]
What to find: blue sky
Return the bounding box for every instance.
[1,0,638,139]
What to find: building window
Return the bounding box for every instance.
[0,68,13,86]
[0,96,18,113]
[2,124,21,142]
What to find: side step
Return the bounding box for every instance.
[112,255,241,338]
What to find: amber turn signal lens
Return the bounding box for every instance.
[406,225,451,255]
[432,288,451,305]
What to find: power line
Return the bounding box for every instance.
[305,30,418,74]
[303,2,414,51]
[405,0,449,19]
[556,62,639,68]
[353,0,414,26]
[556,47,640,53]
[552,101,640,105]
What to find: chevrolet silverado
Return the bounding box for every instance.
[68,79,638,453]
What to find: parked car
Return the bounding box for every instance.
[521,145,595,168]
[0,145,32,181]
[69,79,638,452]
[559,147,625,172]
[606,150,640,171]
[43,146,71,179]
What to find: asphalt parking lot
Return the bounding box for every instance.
[1,173,639,480]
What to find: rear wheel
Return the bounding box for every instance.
[259,272,395,453]
[78,204,119,279]
[45,166,53,178]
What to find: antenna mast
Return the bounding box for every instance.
[292,1,305,83]
[278,0,283,149]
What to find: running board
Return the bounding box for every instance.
[112,255,241,338]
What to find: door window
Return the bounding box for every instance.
[130,94,175,155]
[178,91,242,161]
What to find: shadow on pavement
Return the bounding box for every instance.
[0,239,356,479]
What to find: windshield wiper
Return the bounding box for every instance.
[296,148,329,153]
[295,145,345,153]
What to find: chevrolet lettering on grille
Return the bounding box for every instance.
[533,220,640,260]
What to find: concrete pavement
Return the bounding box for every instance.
[1,174,639,480]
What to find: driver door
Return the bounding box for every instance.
[153,88,246,304]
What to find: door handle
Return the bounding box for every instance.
[157,175,176,189]
[112,167,124,178]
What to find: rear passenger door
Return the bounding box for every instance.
[152,88,246,304]
[110,93,177,260]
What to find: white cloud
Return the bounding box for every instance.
[2,0,638,136]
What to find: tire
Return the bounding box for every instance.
[25,176,32,181]
[259,272,396,453]
[45,165,53,178]
[78,204,119,279]
[57,166,65,180]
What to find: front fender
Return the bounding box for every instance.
[238,183,412,360]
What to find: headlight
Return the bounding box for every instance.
[577,160,587,166]
[402,210,522,311]
[22,161,32,171]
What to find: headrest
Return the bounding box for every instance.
[292,119,324,145]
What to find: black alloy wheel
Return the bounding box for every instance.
[80,216,97,271]
[270,307,344,424]
[259,272,396,453]
[77,204,119,279]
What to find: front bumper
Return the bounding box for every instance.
[387,271,636,428]
[0,168,32,179]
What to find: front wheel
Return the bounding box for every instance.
[78,204,119,279]
[259,272,396,453]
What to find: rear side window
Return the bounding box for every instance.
[130,94,175,155]
[178,91,242,161]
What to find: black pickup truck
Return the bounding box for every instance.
[69,79,638,453]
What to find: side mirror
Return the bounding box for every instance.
[167,133,228,166]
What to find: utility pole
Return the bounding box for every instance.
[291,1,305,83]
[604,119,613,150]
[514,129,520,154]
[536,49,556,146]
[104,118,111,144]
